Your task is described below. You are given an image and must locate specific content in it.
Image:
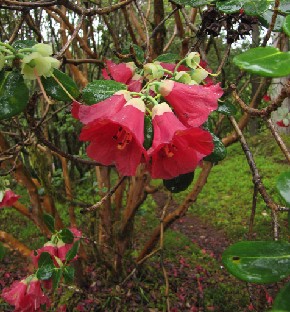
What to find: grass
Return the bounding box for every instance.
[172,131,290,240]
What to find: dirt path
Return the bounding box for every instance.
[153,191,231,260]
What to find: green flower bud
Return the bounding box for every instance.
[185,52,200,69]
[32,43,53,57]
[21,51,60,80]
[144,62,164,81]
[174,71,191,84]
[190,67,208,84]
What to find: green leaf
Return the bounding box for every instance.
[216,0,242,13]
[222,241,290,283]
[217,102,237,116]
[59,228,74,244]
[233,47,290,77]
[143,115,153,150]
[276,171,290,205]
[52,268,62,290]
[173,0,214,7]
[243,0,269,16]
[271,281,290,311]
[204,134,227,162]
[41,69,80,101]
[66,241,80,262]
[63,266,75,283]
[0,70,29,120]
[38,251,54,268]
[0,242,6,261]
[283,15,290,36]
[82,80,126,104]
[163,171,195,193]
[155,53,180,63]
[259,10,286,32]
[122,44,144,63]
[43,213,55,233]
[37,252,55,280]
[12,40,37,50]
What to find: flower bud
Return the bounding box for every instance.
[174,71,191,84]
[190,67,209,84]
[144,62,164,81]
[185,52,200,69]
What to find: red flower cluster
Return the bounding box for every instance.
[2,227,81,311]
[2,277,50,312]
[0,189,20,208]
[73,60,223,179]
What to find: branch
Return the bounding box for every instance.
[0,230,32,258]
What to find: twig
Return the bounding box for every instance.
[248,184,258,240]
[266,118,290,164]
[262,0,280,47]
[80,176,127,214]
[56,14,85,59]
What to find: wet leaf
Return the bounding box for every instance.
[222,241,290,283]
[66,241,80,262]
[173,0,214,7]
[143,115,154,150]
[217,102,237,116]
[155,53,180,63]
[163,171,195,193]
[52,269,62,290]
[204,134,227,162]
[233,47,290,77]
[37,252,55,280]
[216,0,242,13]
[0,70,29,120]
[276,171,290,205]
[82,80,126,104]
[63,266,75,283]
[43,213,55,233]
[12,40,37,50]
[59,228,74,244]
[271,281,290,311]
[41,69,80,101]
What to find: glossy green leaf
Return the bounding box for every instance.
[163,171,195,193]
[173,0,214,7]
[216,0,242,13]
[143,115,153,150]
[222,241,290,283]
[259,10,286,32]
[37,252,55,280]
[43,213,55,233]
[217,102,237,116]
[0,242,6,261]
[82,80,126,104]
[0,70,29,120]
[66,241,80,262]
[59,228,74,244]
[243,0,269,16]
[276,171,290,205]
[12,40,37,50]
[271,281,290,311]
[204,134,227,162]
[63,266,75,283]
[283,15,290,37]
[233,47,290,77]
[155,53,180,63]
[41,69,80,101]
[52,268,62,291]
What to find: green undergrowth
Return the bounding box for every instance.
[172,132,290,240]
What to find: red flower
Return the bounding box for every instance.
[0,189,20,208]
[79,98,146,176]
[158,80,223,127]
[71,91,131,125]
[102,60,143,92]
[263,94,271,102]
[148,103,214,179]
[31,242,58,268]
[2,277,50,312]
[277,120,289,127]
